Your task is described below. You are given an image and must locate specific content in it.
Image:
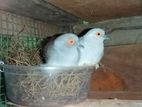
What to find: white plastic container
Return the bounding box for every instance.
[3,64,94,107]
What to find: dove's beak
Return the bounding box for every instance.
[103,35,111,40]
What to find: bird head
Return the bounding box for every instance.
[54,33,79,49]
[84,28,110,43]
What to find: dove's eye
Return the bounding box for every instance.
[67,39,75,45]
[96,32,101,36]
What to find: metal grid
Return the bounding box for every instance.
[0,10,59,38]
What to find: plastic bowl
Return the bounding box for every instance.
[2,64,94,107]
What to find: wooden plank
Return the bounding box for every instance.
[88,44,142,99]
[74,16,142,33]
[0,0,79,24]
[89,92,142,100]
[103,45,142,89]
[14,99,142,107]
[74,16,142,46]
[48,0,141,22]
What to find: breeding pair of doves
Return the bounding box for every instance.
[43,28,110,69]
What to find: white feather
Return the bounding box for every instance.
[44,33,79,67]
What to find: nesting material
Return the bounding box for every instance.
[4,35,42,65]
[5,48,41,66]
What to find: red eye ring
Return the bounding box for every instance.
[68,39,75,45]
[96,32,101,36]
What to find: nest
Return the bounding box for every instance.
[5,67,91,106]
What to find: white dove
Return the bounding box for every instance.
[44,33,80,67]
[78,28,110,69]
